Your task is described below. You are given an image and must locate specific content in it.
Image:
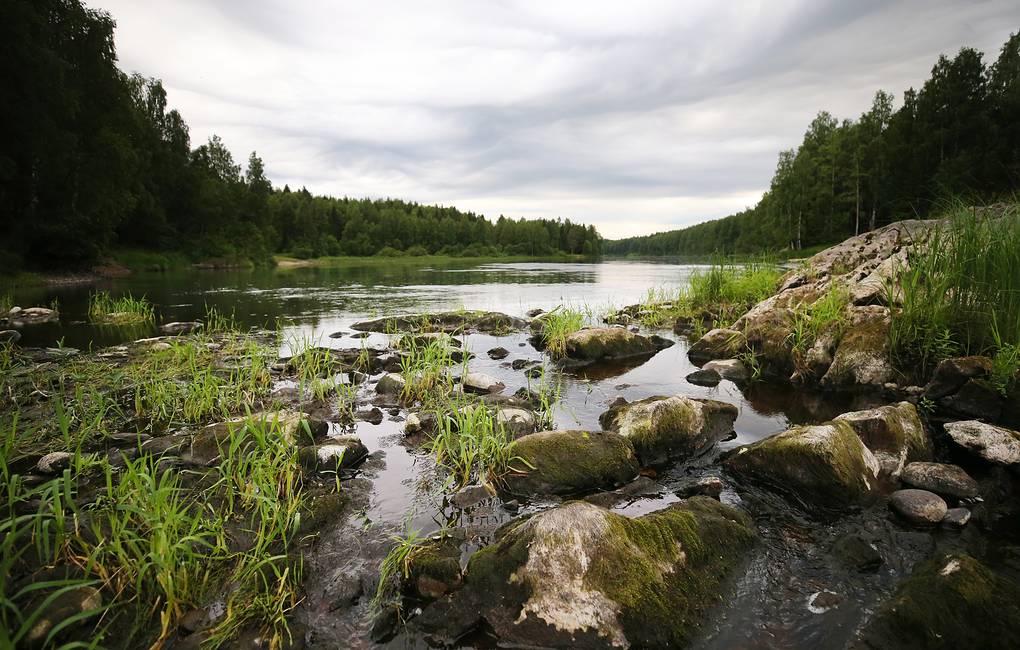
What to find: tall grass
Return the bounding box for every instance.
[399,338,456,405]
[686,257,782,320]
[787,284,851,363]
[88,291,155,324]
[372,527,427,613]
[427,405,520,489]
[539,307,584,358]
[890,205,1020,385]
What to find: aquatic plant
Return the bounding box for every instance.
[399,338,456,405]
[372,526,428,612]
[88,291,155,324]
[539,307,584,358]
[427,405,519,489]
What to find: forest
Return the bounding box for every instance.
[605,31,1020,257]
[0,0,601,273]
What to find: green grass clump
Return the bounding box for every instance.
[399,339,457,406]
[686,257,782,321]
[372,527,428,612]
[427,405,520,489]
[540,307,585,358]
[787,284,851,363]
[0,291,12,314]
[890,204,1020,385]
[88,291,155,325]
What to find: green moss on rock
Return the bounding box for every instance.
[835,402,931,474]
[564,327,669,362]
[504,430,639,496]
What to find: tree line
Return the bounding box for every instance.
[0,0,601,272]
[605,31,1020,257]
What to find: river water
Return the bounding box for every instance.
[8,260,991,649]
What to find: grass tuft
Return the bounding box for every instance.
[88,291,155,325]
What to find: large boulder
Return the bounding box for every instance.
[944,420,1020,466]
[563,327,672,363]
[724,420,880,510]
[853,554,1020,649]
[688,328,746,362]
[835,402,931,476]
[504,430,639,497]
[820,306,894,389]
[416,497,756,648]
[924,356,993,399]
[599,395,738,465]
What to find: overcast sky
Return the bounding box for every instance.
[93,1,1018,239]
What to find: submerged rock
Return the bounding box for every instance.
[724,420,880,510]
[415,497,756,648]
[504,430,639,497]
[562,327,672,363]
[297,437,369,474]
[900,462,979,499]
[487,346,509,360]
[703,358,750,382]
[685,368,722,387]
[351,311,527,334]
[889,489,948,525]
[7,306,59,325]
[599,395,738,465]
[834,401,931,476]
[688,328,746,362]
[461,372,505,394]
[853,554,1020,649]
[944,420,1020,466]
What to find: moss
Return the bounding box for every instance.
[564,328,656,361]
[506,430,639,496]
[601,396,736,466]
[822,315,892,388]
[854,554,1020,650]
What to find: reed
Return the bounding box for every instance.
[88,291,155,324]
[539,307,584,358]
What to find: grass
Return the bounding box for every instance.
[399,338,457,406]
[0,291,12,314]
[538,307,585,358]
[426,405,521,490]
[372,527,428,613]
[890,203,1020,387]
[787,284,851,371]
[87,291,155,325]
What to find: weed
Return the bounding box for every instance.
[539,307,584,358]
[373,527,427,612]
[88,291,155,324]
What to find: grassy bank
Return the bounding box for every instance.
[274,252,594,269]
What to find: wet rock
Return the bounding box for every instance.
[924,356,993,399]
[703,358,750,382]
[451,483,494,509]
[831,533,883,572]
[23,585,103,646]
[375,372,406,395]
[686,368,721,387]
[355,407,384,425]
[487,346,509,360]
[900,462,979,499]
[496,407,539,438]
[511,358,537,371]
[8,307,59,325]
[352,311,527,334]
[853,554,1020,650]
[35,451,72,475]
[297,437,369,473]
[404,412,438,435]
[939,379,1003,421]
[461,372,505,394]
[526,308,545,318]
[160,321,201,335]
[324,568,364,610]
[417,497,756,648]
[504,430,639,497]
[0,329,20,344]
[944,420,1020,466]
[724,421,880,510]
[396,332,462,349]
[807,590,844,613]
[370,603,401,643]
[942,507,972,528]
[676,476,724,499]
[180,608,209,633]
[599,395,738,465]
[835,401,931,476]
[407,540,463,600]
[139,433,189,457]
[108,432,152,447]
[688,328,746,362]
[820,307,894,388]
[190,411,326,465]
[562,327,672,363]
[582,476,663,508]
[889,489,948,525]
[298,492,350,533]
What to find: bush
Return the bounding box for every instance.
[405,245,429,257]
[377,246,404,257]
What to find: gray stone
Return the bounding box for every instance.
[944,420,1020,466]
[450,483,494,509]
[688,328,746,362]
[24,585,102,645]
[900,462,979,499]
[298,437,369,473]
[676,476,724,499]
[889,489,948,525]
[703,359,750,382]
[496,407,538,438]
[9,307,59,325]
[375,372,406,395]
[36,451,72,475]
[942,507,971,528]
[685,368,721,387]
[487,346,510,360]
[462,372,505,394]
[160,321,202,335]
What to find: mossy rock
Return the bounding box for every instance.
[438,497,756,648]
[739,307,796,377]
[835,401,932,475]
[504,430,639,497]
[406,539,463,600]
[853,554,1020,650]
[297,437,369,474]
[563,327,672,363]
[688,328,746,362]
[190,410,326,465]
[351,310,527,334]
[724,420,880,510]
[599,395,737,465]
[821,308,893,389]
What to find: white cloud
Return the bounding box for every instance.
[94,0,1020,238]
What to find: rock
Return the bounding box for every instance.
[450,483,494,509]
[686,368,721,387]
[298,438,369,473]
[854,554,1020,650]
[35,451,72,475]
[703,359,750,382]
[835,401,931,476]
[511,358,537,371]
[324,568,363,610]
[396,332,462,349]
[139,433,189,456]
[820,307,894,388]
[676,476,724,499]
[23,585,103,646]
[939,379,1003,421]
[900,462,979,499]
[461,372,505,395]
[8,307,59,325]
[487,346,509,360]
[942,507,971,528]
[526,308,545,318]
[562,327,672,363]
[406,539,463,600]
[355,407,384,425]
[190,410,326,465]
[504,430,639,497]
[352,311,527,334]
[889,489,947,525]
[375,373,406,395]
[724,421,880,510]
[944,420,1020,466]
[831,533,883,572]
[688,328,746,362]
[924,356,993,399]
[807,591,844,613]
[582,476,663,508]
[417,497,756,648]
[0,329,20,344]
[150,341,172,351]
[160,321,201,335]
[496,407,539,438]
[108,432,152,447]
[599,395,738,465]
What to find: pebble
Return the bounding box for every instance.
[36,451,73,475]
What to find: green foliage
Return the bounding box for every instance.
[539,307,585,358]
[373,527,428,612]
[427,405,520,489]
[686,258,782,319]
[787,284,851,356]
[890,205,1020,379]
[398,338,457,406]
[88,291,155,324]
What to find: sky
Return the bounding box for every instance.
[92,1,1019,239]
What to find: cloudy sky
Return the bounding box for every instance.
[94,1,1018,239]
